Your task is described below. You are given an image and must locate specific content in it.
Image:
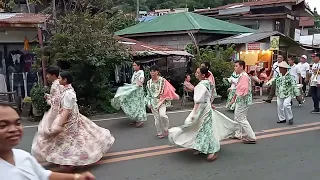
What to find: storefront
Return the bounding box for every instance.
[201,31,305,74]
[0,13,50,98]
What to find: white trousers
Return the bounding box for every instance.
[151,105,169,135]
[277,97,293,121]
[234,103,256,140]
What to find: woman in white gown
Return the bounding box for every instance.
[169,67,238,161]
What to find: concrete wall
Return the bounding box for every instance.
[300,28,309,36]
[133,34,212,50]
[229,19,274,32]
[0,29,38,43]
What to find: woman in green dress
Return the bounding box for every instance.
[169,67,238,161]
[111,62,147,127]
[226,71,240,111]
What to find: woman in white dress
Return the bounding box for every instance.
[169,67,238,161]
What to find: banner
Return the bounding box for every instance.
[270,36,280,50]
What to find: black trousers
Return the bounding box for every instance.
[301,78,307,93]
[310,86,320,111]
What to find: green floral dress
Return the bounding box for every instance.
[169,80,238,154]
[111,70,147,122]
[226,72,240,110]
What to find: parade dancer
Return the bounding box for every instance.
[269,61,300,125]
[225,71,240,111]
[230,60,257,144]
[31,71,115,170]
[200,62,217,101]
[37,66,62,137]
[146,65,179,139]
[111,62,147,127]
[169,67,238,161]
[0,103,96,180]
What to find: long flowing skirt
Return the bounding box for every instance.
[37,107,59,134]
[226,89,236,110]
[111,84,147,122]
[31,113,115,166]
[169,103,237,154]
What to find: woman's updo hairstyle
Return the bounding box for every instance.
[134,61,144,70]
[199,67,210,78]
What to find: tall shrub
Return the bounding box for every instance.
[186,45,235,98]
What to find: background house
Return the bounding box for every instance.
[116,12,254,50]
[195,0,313,39]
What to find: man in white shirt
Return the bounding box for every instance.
[264,54,283,103]
[297,55,310,94]
[309,53,320,113]
[288,57,304,106]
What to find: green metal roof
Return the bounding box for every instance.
[115,12,255,36]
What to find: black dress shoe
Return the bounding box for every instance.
[288,119,293,125]
[277,120,286,123]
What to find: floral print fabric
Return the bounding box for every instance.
[31,85,115,166]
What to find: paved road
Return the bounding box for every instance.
[19,98,320,180]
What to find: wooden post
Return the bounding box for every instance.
[37,26,47,86]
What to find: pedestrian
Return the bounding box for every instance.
[308,53,320,114]
[111,61,147,127]
[270,61,300,125]
[146,65,179,139]
[288,57,305,106]
[297,55,310,95]
[0,102,96,180]
[263,54,284,103]
[230,60,257,144]
[31,71,115,171]
[37,66,62,139]
[225,71,240,111]
[169,67,238,161]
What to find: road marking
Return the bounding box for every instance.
[94,125,320,165]
[24,100,271,129]
[43,121,320,167]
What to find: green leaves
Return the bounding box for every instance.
[186,44,235,98]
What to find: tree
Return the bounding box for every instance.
[46,12,131,114]
[186,44,235,98]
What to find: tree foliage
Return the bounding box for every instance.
[46,12,130,114]
[186,44,235,98]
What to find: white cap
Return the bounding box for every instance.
[301,55,307,59]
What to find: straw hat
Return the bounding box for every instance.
[278,61,290,69]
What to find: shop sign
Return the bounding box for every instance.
[270,36,280,50]
[247,43,261,50]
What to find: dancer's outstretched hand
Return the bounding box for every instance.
[79,172,95,180]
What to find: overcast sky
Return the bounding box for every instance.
[306,0,320,11]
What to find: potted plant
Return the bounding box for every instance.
[30,84,50,120]
[21,96,32,117]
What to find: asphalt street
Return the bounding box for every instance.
[19,98,320,180]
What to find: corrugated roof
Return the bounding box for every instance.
[115,36,193,56]
[0,13,50,24]
[115,12,254,36]
[195,0,297,13]
[200,31,282,45]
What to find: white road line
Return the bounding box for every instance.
[24,100,271,129]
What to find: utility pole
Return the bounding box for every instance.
[136,0,139,20]
[52,0,57,26]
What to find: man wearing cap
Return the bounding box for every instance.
[270,61,300,125]
[297,55,310,95]
[308,53,320,114]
